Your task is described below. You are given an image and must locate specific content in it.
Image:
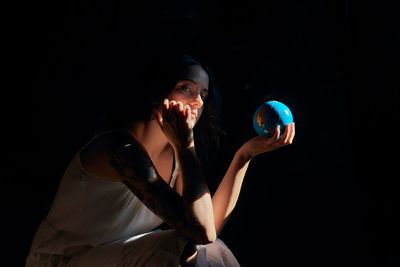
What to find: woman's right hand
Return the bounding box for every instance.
[154,99,195,150]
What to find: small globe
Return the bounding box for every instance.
[253,101,294,137]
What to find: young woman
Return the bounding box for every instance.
[26,54,295,266]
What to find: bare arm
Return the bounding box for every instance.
[110,131,215,244]
[174,146,216,243]
[212,123,295,235]
[154,99,216,242]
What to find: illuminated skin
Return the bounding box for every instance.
[81,64,295,264]
[155,64,210,150]
[155,65,295,264]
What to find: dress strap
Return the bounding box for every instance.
[169,153,179,188]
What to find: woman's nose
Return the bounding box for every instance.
[191,93,203,109]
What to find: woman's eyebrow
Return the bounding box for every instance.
[181,78,208,91]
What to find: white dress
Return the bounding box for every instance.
[26,134,240,267]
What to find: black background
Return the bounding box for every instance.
[7,0,400,266]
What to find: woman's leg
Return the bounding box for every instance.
[181,238,241,267]
[67,230,240,267]
[202,239,240,266]
[66,229,188,267]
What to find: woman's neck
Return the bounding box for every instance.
[128,119,171,159]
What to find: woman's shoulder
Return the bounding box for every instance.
[83,130,135,151]
[79,130,134,181]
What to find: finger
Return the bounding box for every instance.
[166,100,177,118]
[285,123,293,144]
[169,100,177,107]
[178,102,184,112]
[171,102,185,119]
[184,105,191,121]
[275,126,287,146]
[288,123,295,144]
[282,124,290,144]
[280,123,294,146]
[272,125,280,141]
[163,98,169,110]
[170,101,181,114]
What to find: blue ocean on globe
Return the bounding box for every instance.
[253,101,294,137]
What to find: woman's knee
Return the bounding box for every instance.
[123,230,188,257]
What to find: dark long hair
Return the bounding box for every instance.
[97,52,223,163]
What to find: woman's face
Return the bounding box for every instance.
[168,64,210,125]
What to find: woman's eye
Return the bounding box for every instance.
[180,85,192,92]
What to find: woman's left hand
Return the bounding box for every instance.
[239,123,295,161]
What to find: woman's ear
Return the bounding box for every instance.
[153,110,163,127]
